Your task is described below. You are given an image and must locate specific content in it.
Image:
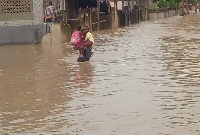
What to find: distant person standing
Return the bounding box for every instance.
[45,1,56,23]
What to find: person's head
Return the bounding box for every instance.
[75,26,81,31]
[84,26,89,33]
[49,1,52,6]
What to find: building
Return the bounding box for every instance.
[0,0,150,45]
[43,0,145,43]
[0,0,46,45]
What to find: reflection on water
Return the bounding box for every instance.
[0,43,94,134]
[1,14,200,135]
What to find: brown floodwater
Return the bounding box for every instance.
[1,14,200,135]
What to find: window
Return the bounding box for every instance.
[0,0,33,21]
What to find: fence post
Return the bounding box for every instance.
[97,0,100,30]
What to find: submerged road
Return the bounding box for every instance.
[1,14,200,135]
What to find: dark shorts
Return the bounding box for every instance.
[46,18,53,23]
[82,46,92,58]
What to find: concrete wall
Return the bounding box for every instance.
[147,9,182,21]
[148,12,158,21]
[41,24,64,44]
[0,0,46,45]
[168,10,175,17]
[158,12,164,19]
[164,11,169,18]
[0,24,47,45]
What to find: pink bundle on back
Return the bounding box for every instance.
[70,31,81,45]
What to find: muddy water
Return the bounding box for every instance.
[1,15,200,135]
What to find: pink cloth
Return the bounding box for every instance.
[82,40,93,46]
[74,41,84,49]
[73,40,93,50]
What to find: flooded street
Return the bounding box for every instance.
[1,14,200,135]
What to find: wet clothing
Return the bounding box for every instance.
[77,46,92,62]
[82,46,92,58]
[76,31,94,62]
[85,32,94,43]
[82,40,93,47]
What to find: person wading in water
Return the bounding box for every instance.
[71,26,94,62]
[81,26,94,61]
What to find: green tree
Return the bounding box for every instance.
[168,0,179,9]
[157,0,169,10]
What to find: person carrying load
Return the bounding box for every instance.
[70,26,94,62]
[81,26,94,61]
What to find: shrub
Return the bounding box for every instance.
[169,0,179,9]
[157,0,169,10]
[148,3,159,11]
[188,0,195,4]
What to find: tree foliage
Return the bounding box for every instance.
[157,0,169,10]
[168,0,179,9]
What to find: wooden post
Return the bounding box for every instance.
[128,0,130,25]
[97,0,100,30]
[182,0,185,15]
[195,0,197,14]
[114,1,118,29]
[199,2,200,12]
[145,4,148,20]
[114,1,116,28]
[89,9,92,32]
[122,0,124,11]
[185,0,189,14]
